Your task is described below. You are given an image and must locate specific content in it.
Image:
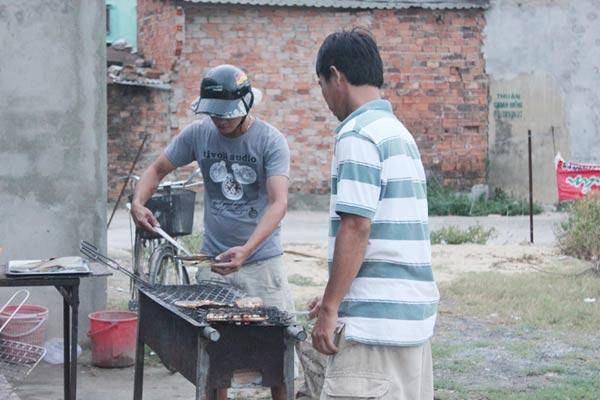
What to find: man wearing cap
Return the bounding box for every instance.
[131,64,294,399]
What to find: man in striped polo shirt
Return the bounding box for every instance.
[308,29,439,399]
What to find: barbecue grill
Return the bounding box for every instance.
[80,241,306,400]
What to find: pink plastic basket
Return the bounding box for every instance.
[0,304,48,347]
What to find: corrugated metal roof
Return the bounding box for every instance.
[178,0,489,10]
[108,79,171,90]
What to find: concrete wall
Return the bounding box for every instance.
[0,1,107,343]
[484,0,600,203]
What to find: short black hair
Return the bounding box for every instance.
[316,28,384,88]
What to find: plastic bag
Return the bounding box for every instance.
[43,337,82,364]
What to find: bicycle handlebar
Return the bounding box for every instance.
[121,174,203,191]
[158,180,203,190]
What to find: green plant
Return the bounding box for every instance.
[430,224,496,245]
[470,188,543,216]
[427,179,472,216]
[427,179,543,216]
[556,193,600,268]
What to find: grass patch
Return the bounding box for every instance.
[430,224,496,244]
[445,358,481,373]
[524,365,566,377]
[427,179,543,216]
[431,342,468,359]
[483,378,600,400]
[505,341,536,357]
[440,270,600,333]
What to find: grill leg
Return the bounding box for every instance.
[195,335,211,400]
[133,314,145,399]
[283,338,295,400]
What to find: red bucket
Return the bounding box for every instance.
[88,310,138,368]
[0,304,48,347]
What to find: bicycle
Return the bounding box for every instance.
[125,168,203,310]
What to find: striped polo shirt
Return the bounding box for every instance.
[329,99,439,346]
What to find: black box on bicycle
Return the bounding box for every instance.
[130,189,196,239]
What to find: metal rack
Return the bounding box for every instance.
[0,290,46,383]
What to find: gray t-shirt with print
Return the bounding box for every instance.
[164,117,289,264]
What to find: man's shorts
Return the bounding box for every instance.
[195,255,295,313]
[320,328,433,400]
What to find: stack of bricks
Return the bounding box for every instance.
[136,2,488,193]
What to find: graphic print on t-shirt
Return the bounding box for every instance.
[201,157,259,217]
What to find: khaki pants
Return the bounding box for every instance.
[320,329,433,400]
[195,255,295,312]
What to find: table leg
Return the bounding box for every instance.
[70,284,79,400]
[63,294,70,400]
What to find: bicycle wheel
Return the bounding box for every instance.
[148,243,190,285]
[133,230,154,282]
[130,231,160,310]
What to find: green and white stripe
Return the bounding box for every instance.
[329,99,439,346]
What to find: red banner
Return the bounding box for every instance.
[555,153,600,201]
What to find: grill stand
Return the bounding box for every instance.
[133,290,297,400]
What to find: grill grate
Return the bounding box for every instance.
[0,339,46,382]
[146,280,246,304]
[142,281,294,326]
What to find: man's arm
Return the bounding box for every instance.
[311,213,371,355]
[130,154,177,232]
[212,175,288,275]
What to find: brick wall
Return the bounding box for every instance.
[137,0,183,73]
[107,84,174,201]
[136,2,488,192]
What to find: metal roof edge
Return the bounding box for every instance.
[176,0,490,11]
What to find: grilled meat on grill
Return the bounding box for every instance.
[234,297,263,308]
[206,309,269,323]
[175,300,232,309]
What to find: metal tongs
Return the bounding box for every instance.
[174,254,217,266]
[79,240,149,288]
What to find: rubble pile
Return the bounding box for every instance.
[107,41,170,89]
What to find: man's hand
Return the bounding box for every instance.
[307,296,322,320]
[130,155,176,233]
[211,246,251,276]
[311,304,339,355]
[131,203,158,233]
